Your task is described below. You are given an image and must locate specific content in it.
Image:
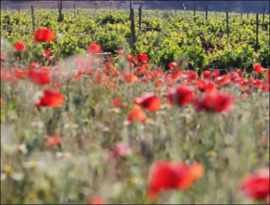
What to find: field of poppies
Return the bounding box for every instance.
[1,8,270,204]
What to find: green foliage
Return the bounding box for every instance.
[0,9,269,70]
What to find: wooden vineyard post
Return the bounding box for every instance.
[139,5,142,32]
[255,13,259,52]
[193,3,196,18]
[206,5,208,20]
[74,4,76,17]
[226,11,229,37]
[58,0,63,22]
[263,3,265,24]
[184,5,186,19]
[18,7,20,29]
[130,7,136,49]
[31,6,35,32]
[241,12,242,19]
[247,13,249,19]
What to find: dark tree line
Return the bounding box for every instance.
[1,1,269,14]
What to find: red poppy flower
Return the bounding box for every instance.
[229,71,240,82]
[215,75,230,86]
[239,94,246,99]
[248,78,255,87]
[124,72,138,83]
[237,70,244,77]
[193,92,234,113]
[167,86,195,106]
[34,28,55,43]
[195,80,218,93]
[147,161,204,199]
[74,57,84,65]
[117,50,124,55]
[205,81,218,93]
[127,107,146,123]
[13,68,29,79]
[241,168,269,202]
[235,78,248,89]
[202,70,211,79]
[133,93,162,112]
[155,78,163,87]
[212,70,220,78]
[92,198,103,205]
[28,69,52,86]
[40,66,52,74]
[187,70,199,81]
[1,53,5,62]
[246,89,251,95]
[1,71,12,82]
[29,62,40,70]
[87,43,101,54]
[46,136,60,145]
[171,69,182,81]
[195,79,206,92]
[253,80,264,89]
[42,48,51,57]
[262,83,269,92]
[126,55,135,62]
[48,56,54,61]
[253,62,264,74]
[137,52,149,64]
[14,41,27,51]
[111,98,120,108]
[35,89,65,108]
[169,62,177,70]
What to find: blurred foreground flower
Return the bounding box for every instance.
[23,161,44,168]
[253,62,264,74]
[34,27,55,43]
[11,173,23,181]
[17,144,28,154]
[1,53,5,62]
[109,142,132,163]
[92,198,103,204]
[147,160,204,200]
[133,93,162,112]
[127,107,146,123]
[35,89,65,108]
[28,69,52,86]
[56,152,71,159]
[14,41,26,51]
[193,92,234,113]
[13,68,29,79]
[64,121,79,129]
[169,62,177,70]
[46,136,60,145]
[167,86,195,106]
[241,168,269,203]
[87,43,101,54]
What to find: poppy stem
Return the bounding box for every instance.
[19,52,22,64]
